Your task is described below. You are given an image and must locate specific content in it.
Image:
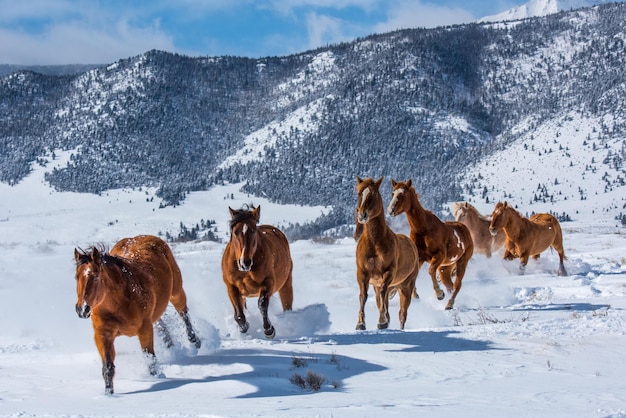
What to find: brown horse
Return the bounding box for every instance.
[74,235,201,395]
[489,201,567,276]
[388,180,473,310]
[452,201,505,258]
[222,205,293,339]
[355,177,420,330]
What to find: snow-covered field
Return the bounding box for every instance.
[1,153,626,417]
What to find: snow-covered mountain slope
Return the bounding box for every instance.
[458,112,626,229]
[479,0,624,22]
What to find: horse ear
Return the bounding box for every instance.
[356,176,363,184]
[228,207,237,218]
[375,177,383,187]
[74,248,81,263]
[407,179,412,188]
[253,205,261,223]
[391,179,397,187]
[91,247,101,266]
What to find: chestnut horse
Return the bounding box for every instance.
[452,201,505,258]
[74,235,201,395]
[355,177,420,330]
[489,201,567,276]
[222,205,293,339]
[388,180,473,310]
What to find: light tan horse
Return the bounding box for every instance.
[452,201,505,258]
[489,201,567,276]
[222,205,293,339]
[388,180,473,310]
[355,177,420,330]
[74,235,201,395]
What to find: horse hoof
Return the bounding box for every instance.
[445,304,454,310]
[437,292,445,301]
[356,323,366,331]
[239,321,250,333]
[105,387,114,396]
[377,322,389,330]
[264,326,276,339]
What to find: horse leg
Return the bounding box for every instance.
[138,322,159,376]
[169,291,201,349]
[428,263,445,300]
[446,261,467,310]
[278,274,294,311]
[94,329,116,395]
[375,279,391,330]
[155,319,174,349]
[518,255,529,275]
[227,284,249,333]
[398,282,415,330]
[258,289,275,339]
[356,270,369,330]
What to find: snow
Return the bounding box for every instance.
[479,0,625,23]
[1,148,626,417]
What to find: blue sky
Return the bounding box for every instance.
[0,0,519,65]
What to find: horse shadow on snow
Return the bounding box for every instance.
[125,328,497,398]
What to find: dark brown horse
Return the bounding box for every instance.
[74,235,201,395]
[452,201,505,258]
[388,180,473,310]
[355,177,420,330]
[222,205,293,339]
[489,201,567,276]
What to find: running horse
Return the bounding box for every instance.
[388,180,473,310]
[452,201,505,258]
[74,235,201,395]
[222,205,293,339]
[489,201,567,276]
[354,177,420,330]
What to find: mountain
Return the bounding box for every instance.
[479,0,624,22]
[1,3,626,236]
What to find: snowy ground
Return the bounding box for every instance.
[1,158,626,417]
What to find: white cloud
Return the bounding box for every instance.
[0,20,174,65]
[374,0,476,32]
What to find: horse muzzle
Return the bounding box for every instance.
[489,227,498,237]
[357,211,369,224]
[76,303,91,319]
[237,259,253,272]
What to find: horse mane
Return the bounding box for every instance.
[75,244,109,266]
[229,204,258,231]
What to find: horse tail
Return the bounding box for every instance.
[550,216,567,261]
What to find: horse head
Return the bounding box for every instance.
[229,205,261,272]
[355,177,383,224]
[387,179,413,217]
[451,202,469,221]
[489,201,510,236]
[74,247,106,319]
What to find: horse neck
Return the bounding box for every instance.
[404,190,429,231]
[362,210,390,240]
[502,208,526,238]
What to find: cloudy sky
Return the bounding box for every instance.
[0,0,520,65]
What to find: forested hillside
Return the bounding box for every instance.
[1,3,625,235]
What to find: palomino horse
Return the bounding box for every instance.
[488,201,567,276]
[452,201,505,258]
[388,179,473,310]
[74,235,201,395]
[355,177,420,330]
[222,205,293,339]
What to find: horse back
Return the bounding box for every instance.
[110,235,178,320]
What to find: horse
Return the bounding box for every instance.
[354,177,420,330]
[488,201,567,276]
[222,204,293,339]
[451,201,505,258]
[74,235,201,395]
[388,179,473,310]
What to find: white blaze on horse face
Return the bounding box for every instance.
[242,224,248,235]
[389,188,404,214]
[360,187,371,210]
